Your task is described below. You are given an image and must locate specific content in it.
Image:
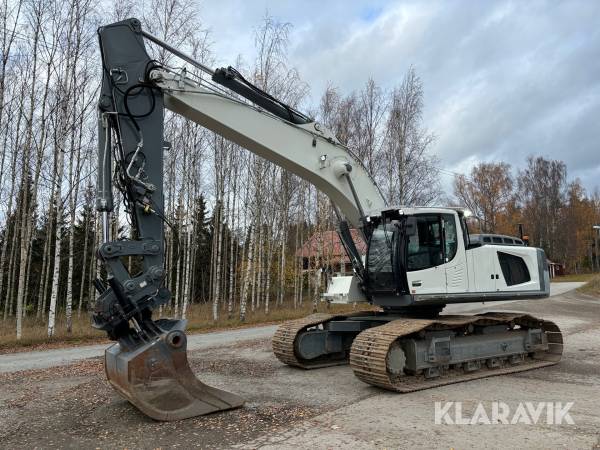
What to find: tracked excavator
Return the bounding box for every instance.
[93,18,562,421]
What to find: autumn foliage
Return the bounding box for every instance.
[454,157,600,272]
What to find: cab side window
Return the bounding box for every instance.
[442,214,458,262]
[407,215,443,271]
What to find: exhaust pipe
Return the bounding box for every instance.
[104,320,244,421]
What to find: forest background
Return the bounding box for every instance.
[0,0,598,342]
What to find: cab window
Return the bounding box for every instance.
[442,214,458,262]
[407,215,443,271]
[367,225,394,290]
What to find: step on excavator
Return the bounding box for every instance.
[93,18,562,421]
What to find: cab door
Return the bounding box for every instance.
[405,215,447,295]
[442,214,468,293]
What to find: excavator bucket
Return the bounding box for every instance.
[104,322,244,421]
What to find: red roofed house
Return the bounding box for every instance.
[295,229,366,275]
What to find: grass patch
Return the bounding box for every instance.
[551,273,597,283]
[0,299,373,353]
[577,275,600,297]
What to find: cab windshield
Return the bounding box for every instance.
[366,224,395,291]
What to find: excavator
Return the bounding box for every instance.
[93,18,563,421]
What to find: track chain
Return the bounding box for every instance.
[272,310,376,369]
[349,312,563,392]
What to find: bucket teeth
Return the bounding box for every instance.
[105,325,244,421]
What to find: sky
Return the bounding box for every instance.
[199,0,600,195]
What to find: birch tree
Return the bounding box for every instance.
[48,0,79,337]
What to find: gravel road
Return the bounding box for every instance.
[0,324,278,373]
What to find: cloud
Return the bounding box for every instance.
[201,0,600,193]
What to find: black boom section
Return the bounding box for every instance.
[94,18,170,341]
[212,66,312,125]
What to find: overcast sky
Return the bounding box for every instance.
[199,0,600,194]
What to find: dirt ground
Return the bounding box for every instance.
[1,287,599,449]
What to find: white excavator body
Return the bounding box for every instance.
[325,207,548,305]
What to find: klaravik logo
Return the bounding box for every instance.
[434,401,575,425]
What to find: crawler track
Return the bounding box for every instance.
[349,312,563,392]
[272,311,376,369]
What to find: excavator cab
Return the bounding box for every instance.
[334,207,549,310]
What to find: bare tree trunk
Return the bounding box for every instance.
[14,8,43,338]
[3,83,27,322]
[264,225,274,314]
[239,224,254,322]
[278,234,286,307]
[313,268,321,313]
[251,223,259,312]
[65,210,76,331]
[298,208,305,306]
[293,210,300,308]
[47,103,70,337]
[22,234,35,317]
[40,206,56,319]
[47,184,65,337]
[181,221,193,319]
[65,121,83,333]
[165,227,172,311]
[0,151,17,318]
[220,206,228,314]
[36,217,52,319]
[206,210,215,307]
[212,201,223,321]
[255,223,262,310]
[5,219,18,319]
[181,146,195,320]
[227,161,238,319]
[77,209,91,316]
